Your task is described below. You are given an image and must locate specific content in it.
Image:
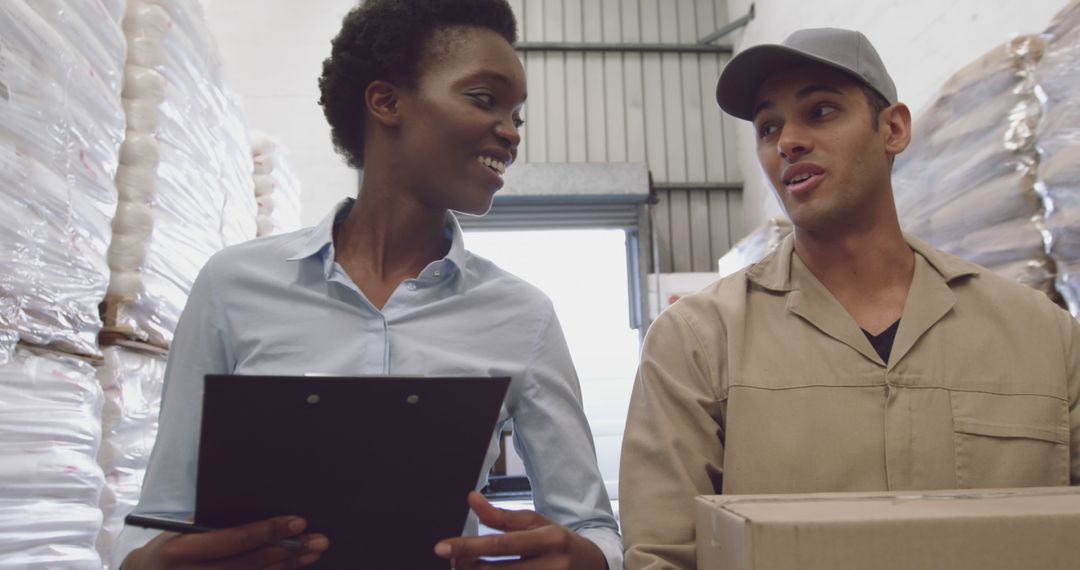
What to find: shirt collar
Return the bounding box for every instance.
[746,231,981,292]
[284,198,470,285]
[285,198,351,264]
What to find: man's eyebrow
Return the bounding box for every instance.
[751,100,775,122]
[752,84,844,121]
[795,83,844,100]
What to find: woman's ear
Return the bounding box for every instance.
[365,80,403,127]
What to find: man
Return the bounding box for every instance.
[620,28,1080,569]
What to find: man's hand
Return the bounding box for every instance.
[123,515,329,569]
[434,492,607,570]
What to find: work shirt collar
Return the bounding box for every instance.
[746,232,981,368]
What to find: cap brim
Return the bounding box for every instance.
[716,44,862,121]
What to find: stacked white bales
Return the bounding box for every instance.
[1036,1,1080,316]
[108,0,256,348]
[250,130,304,237]
[0,1,125,357]
[0,333,106,569]
[0,2,126,565]
[893,35,1055,298]
[94,346,166,567]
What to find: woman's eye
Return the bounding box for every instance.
[513,116,525,129]
[470,93,495,107]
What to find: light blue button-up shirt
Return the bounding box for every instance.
[113,199,622,568]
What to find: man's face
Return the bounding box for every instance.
[751,64,898,234]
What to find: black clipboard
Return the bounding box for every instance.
[194,374,510,569]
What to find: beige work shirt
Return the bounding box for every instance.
[620,234,1080,570]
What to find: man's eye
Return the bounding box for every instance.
[813,105,837,118]
[757,124,778,138]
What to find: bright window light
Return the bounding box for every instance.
[465,229,640,499]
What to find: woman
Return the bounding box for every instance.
[115,1,621,568]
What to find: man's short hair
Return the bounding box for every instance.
[859,83,891,131]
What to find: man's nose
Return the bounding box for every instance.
[777,123,813,160]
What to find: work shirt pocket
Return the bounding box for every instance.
[951,390,1070,488]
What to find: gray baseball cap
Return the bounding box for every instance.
[716,28,897,121]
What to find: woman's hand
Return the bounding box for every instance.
[123,515,329,569]
[434,492,607,570]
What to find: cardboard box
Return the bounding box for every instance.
[696,487,1080,570]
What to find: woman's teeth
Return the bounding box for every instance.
[477,155,506,175]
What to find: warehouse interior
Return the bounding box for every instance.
[2,0,1079,567]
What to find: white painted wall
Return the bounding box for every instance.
[723,0,1071,235]
[202,0,359,227]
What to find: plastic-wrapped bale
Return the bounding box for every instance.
[893,35,1054,297]
[28,0,127,99]
[147,0,256,247]
[1036,0,1080,316]
[100,0,127,24]
[250,130,305,237]
[221,93,258,246]
[106,0,254,348]
[95,345,166,569]
[716,217,793,278]
[0,1,125,358]
[0,331,105,569]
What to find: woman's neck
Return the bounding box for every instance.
[331,176,451,310]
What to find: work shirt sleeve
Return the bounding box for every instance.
[620,303,726,570]
[1064,310,1080,486]
[111,253,234,568]
[508,306,623,570]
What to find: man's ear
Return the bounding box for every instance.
[365,80,403,127]
[881,102,912,156]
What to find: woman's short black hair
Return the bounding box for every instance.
[318,0,518,169]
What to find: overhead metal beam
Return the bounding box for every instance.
[515,42,732,54]
[698,3,755,45]
[652,182,743,192]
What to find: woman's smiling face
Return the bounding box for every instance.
[395,25,526,216]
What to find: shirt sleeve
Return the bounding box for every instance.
[111,253,234,568]
[620,304,726,570]
[1063,310,1080,486]
[508,306,623,570]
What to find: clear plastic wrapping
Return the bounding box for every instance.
[893,35,1054,293]
[106,0,255,347]
[0,346,105,569]
[250,130,304,236]
[716,217,793,278]
[95,345,166,568]
[0,0,125,357]
[1036,0,1080,315]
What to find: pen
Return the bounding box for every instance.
[125,514,303,548]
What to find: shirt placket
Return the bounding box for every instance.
[364,310,389,375]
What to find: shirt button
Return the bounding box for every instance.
[407,283,417,291]
[434,270,441,277]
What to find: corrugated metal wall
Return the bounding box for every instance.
[653,186,744,272]
[507,0,744,272]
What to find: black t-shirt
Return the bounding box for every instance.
[862,319,900,363]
